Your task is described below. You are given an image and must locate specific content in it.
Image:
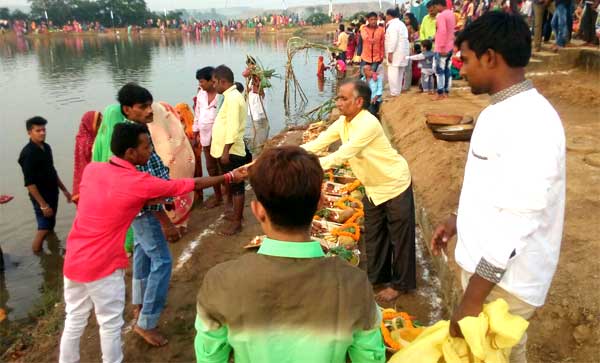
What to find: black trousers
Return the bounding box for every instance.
[364,184,416,291]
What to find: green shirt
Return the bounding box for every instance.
[194,238,385,363]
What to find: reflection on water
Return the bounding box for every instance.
[0,32,336,323]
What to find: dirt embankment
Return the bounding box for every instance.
[380,68,600,363]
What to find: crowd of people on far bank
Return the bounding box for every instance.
[1,4,570,363]
[3,12,307,36]
[319,0,600,113]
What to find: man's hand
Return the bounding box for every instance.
[431,214,457,256]
[41,206,55,218]
[450,299,483,338]
[163,224,181,243]
[371,95,379,104]
[387,53,393,64]
[231,166,249,183]
[63,190,72,203]
[449,273,495,338]
[220,152,230,166]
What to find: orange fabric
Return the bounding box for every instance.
[175,102,195,141]
[360,26,385,63]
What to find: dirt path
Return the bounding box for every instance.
[380,70,600,363]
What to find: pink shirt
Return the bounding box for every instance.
[63,157,194,283]
[434,9,456,54]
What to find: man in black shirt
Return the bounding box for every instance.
[18,117,72,253]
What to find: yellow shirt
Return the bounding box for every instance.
[210,85,247,159]
[337,31,349,52]
[301,110,411,206]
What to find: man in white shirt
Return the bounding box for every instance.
[385,8,410,97]
[431,12,565,363]
[194,66,223,208]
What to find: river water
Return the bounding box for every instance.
[0,32,336,321]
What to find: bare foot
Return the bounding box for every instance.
[375,287,402,303]
[134,325,168,347]
[204,197,223,209]
[219,222,242,236]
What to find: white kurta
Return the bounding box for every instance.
[455,88,566,307]
[385,18,410,95]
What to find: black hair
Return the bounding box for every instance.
[366,12,378,19]
[339,24,345,31]
[421,39,433,51]
[213,64,234,83]
[405,12,420,31]
[432,0,447,6]
[110,122,148,158]
[196,66,215,81]
[117,83,153,108]
[249,146,323,231]
[386,8,400,18]
[426,1,434,8]
[455,11,531,68]
[26,116,47,131]
[234,81,244,93]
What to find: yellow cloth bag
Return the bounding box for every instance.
[389,299,529,363]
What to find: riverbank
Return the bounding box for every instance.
[0,23,339,39]
[3,46,598,363]
[3,111,447,362]
[379,50,600,362]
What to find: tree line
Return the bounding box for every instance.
[1,0,186,27]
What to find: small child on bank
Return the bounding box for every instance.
[406,39,435,94]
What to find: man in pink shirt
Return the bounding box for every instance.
[59,123,244,363]
[194,66,223,208]
[432,0,456,100]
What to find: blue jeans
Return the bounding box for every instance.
[434,51,452,95]
[131,212,172,330]
[552,4,568,47]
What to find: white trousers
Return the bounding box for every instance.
[59,269,126,363]
[387,65,406,96]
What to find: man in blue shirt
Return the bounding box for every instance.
[118,83,177,347]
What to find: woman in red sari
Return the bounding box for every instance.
[72,111,102,203]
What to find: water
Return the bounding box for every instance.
[0,32,336,321]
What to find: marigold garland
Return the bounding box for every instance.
[380,310,414,351]
[340,180,361,193]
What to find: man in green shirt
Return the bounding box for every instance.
[420,1,438,43]
[194,146,386,363]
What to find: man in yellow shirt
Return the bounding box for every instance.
[211,65,251,235]
[302,80,416,302]
[420,2,438,42]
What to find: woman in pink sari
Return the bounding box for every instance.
[72,111,102,203]
[147,102,196,231]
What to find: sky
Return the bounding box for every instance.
[1,0,384,11]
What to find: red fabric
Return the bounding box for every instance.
[64,156,195,282]
[72,111,100,199]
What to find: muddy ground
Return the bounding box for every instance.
[5,56,600,363]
